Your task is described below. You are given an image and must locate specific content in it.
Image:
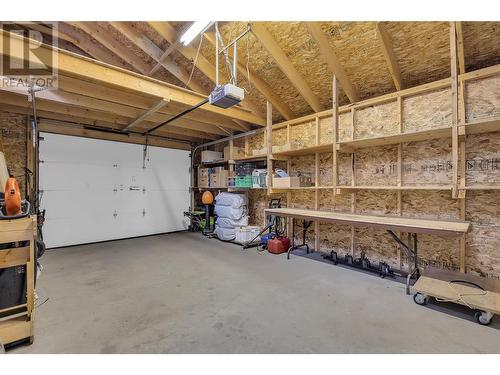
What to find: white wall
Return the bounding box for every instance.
[39,133,190,248]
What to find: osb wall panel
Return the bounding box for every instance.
[402,191,460,220]
[318,223,351,254]
[318,152,333,186]
[356,191,398,216]
[415,234,461,271]
[402,88,451,132]
[354,190,399,267]
[247,190,286,227]
[272,128,288,146]
[338,112,352,142]
[402,138,452,185]
[465,132,500,185]
[290,190,316,244]
[398,186,460,270]
[0,110,27,196]
[319,189,350,212]
[355,146,398,186]
[465,75,500,121]
[355,228,399,268]
[466,191,500,278]
[319,116,333,145]
[467,226,500,279]
[354,100,399,139]
[248,132,265,153]
[466,191,500,226]
[337,152,353,186]
[289,155,315,180]
[290,121,316,149]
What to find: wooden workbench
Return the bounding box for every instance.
[0,216,37,348]
[266,208,471,294]
[264,208,470,236]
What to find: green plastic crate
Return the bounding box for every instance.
[235,175,252,188]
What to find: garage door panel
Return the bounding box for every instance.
[40,133,190,248]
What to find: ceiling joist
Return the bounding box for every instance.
[0,30,265,126]
[375,22,403,91]
[251,22,324,113]
[68,22,152,75]
[109,22,208,95]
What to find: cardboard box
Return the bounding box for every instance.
[210,170,229,188]
[271,176,313,188]
[272,176,300,188]
[201,150,223,163]
[224,146,245,161]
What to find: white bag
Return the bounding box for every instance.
[214,226,236,241]
[216,216,249,229]
[215,192,248,208]
[214,204,247,220]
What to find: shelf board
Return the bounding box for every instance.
[461,117,500,135]
[272,143,333,157]
[233,154,267,162]
[195,160,233,167]
[192,186,228,190]
[337,127,452,152]
[464,185,500,190]
[335,185,453,192]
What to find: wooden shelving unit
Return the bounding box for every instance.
[0,216,37,348]
[192,61,499,277]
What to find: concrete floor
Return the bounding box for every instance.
[14,231,500,353]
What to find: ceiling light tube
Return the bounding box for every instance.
[180,21,213,45]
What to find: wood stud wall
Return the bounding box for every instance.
[229,60,500,278]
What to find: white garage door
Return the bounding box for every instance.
[39,133,190,248]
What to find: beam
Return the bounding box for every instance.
[375,22,403,91]
[38,120,191,150]
[203,31,295,120]
[122,99,169,131]
[0,29,266,125]
[0,102,209,144]
[252,22,323,112]
[68,22,152,75]
[305,22,359,102]
[56,75,240,131]
[0,92,217,141]
[109,22,208,94]
[456,21,466,75]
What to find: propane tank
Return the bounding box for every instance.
[5,177,22,216]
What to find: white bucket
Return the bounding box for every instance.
[234,226,261,244]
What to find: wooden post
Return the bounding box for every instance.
[450,21,460,199]
[332,76,339,192]
[314,151,320,251]
[266,101,273,195]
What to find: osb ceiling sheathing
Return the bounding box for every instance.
[54,21,500,124]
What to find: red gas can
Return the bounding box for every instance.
[267,236,291,254]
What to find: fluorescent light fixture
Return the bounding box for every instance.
[180,21,213,45]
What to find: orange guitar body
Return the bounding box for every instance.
[5,177,22,216]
